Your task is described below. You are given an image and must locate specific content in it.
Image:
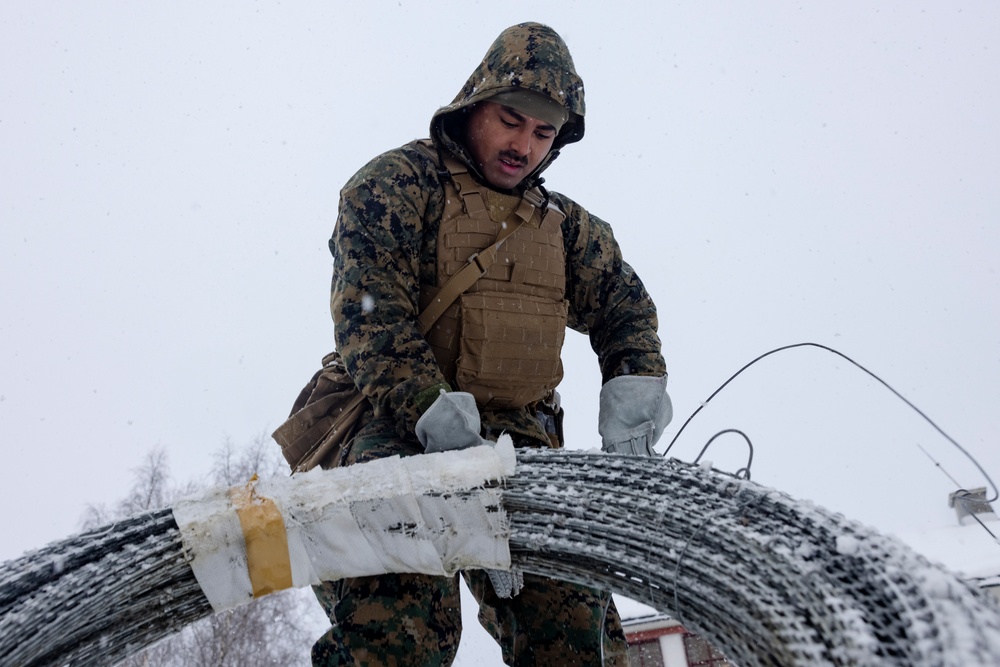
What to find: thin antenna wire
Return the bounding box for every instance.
[969,507,999,543]
[916,443,964,489]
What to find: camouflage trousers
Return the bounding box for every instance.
[311,417,631,667]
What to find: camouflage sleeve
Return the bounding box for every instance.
[553,192,668,383]
[329,146,450,438]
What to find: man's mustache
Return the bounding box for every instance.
[499,150,528,167]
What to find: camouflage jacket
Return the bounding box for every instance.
[329,23,666,445]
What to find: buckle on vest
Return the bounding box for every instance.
[468,252,488,274]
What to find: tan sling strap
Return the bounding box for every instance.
[276,146,548,471]
[414,138,542,335]
[417,212,526,335]
[312,195,528,466]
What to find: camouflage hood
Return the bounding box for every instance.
[430,22,586,185]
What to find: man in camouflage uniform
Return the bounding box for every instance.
[314,22,672,667]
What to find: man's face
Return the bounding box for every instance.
[464,101,558,190]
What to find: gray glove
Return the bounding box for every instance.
[415,391,516,596]
[598,375,672,456]
[415,391,488,453]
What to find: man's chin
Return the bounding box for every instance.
[484,169,523,190]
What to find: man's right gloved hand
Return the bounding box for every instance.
[415,391,488,453]
[415,391,516,597]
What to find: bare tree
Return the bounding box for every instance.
[81,446,173,530]
[166,590,315,667]
[84,434,319,667]
[212,431,289,486]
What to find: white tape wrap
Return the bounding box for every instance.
[172,437,517,612]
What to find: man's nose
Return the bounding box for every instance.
[509,128,533,156]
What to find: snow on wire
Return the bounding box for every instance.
[2,446,1000,666]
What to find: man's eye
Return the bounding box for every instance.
[501,119,517,128]
[535,131,553,140]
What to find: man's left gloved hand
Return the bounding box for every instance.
[598,375,672,456]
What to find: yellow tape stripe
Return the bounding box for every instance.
[229,478,293,598]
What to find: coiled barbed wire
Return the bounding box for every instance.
[2,450,999,666]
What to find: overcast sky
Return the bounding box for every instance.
[2,1,998,661]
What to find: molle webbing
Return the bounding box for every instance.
[418,144,568,409]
